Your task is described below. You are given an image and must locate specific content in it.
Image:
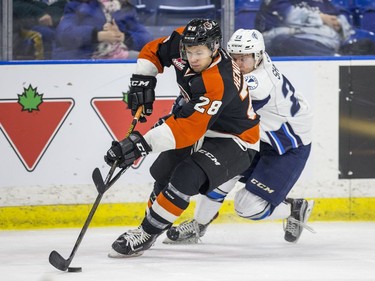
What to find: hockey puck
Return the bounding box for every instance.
[67,267,82,273]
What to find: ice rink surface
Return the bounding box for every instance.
[1,222,374,281]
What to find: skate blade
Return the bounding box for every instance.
[108,248,144,258]
[304,200,315,224]
[162,237,199,245]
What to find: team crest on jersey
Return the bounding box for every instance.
[172,58,186,71]
[245,75,259,90]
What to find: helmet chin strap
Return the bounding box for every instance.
[207,49,219,68]
[253,51,264,69]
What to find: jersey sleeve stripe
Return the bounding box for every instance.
[138,27,185,75]
[138,38,168,74]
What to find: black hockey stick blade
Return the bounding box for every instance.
[92,159,118,194]
[93,164,131,194]
[92,167,106,194]
[49,250,71,271]
[49,193,103,271]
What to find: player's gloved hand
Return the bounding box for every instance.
[125,74,157,118]
[152,114,173,128]
[171,95,186,115]
[104,131,152,168]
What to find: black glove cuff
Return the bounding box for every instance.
[128,131,152,153]
[131,74,157,89]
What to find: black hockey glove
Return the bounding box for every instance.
[171,95,186,115]
[104,131,152,168]
[125,74,157,118]
[150,95,184,128]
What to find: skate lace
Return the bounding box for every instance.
[123,228,151,251]
[283,217,316,235]
[177,220,201,241]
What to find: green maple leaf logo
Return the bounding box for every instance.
[18,85,43,112]
[122,90,129,105]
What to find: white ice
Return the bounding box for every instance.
[1,222,374,281]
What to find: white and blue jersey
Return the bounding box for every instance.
[244,52,312,155]
[206,52,312,208]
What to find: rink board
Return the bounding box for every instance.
[1,58,375,229]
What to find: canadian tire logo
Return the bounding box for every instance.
[0,85,74,171]
[91,96,174,168]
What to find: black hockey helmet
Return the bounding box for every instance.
[180,18,222,59]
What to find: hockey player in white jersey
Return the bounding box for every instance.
[164,29,315,244]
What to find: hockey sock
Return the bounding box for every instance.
[195,176,240,225]
[195,195,222,225]
[265,201,291,220]
[142,183,190,235]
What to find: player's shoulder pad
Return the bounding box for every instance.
[175,26,185,35]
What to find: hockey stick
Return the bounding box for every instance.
[94,106,144,194]
[49,107,143,271]
[48,164,116,271]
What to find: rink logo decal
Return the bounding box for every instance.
[91,96,175,169]
[0,85,75,172]
[250,178,274,193]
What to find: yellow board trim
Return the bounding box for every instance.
[1,197,375,230]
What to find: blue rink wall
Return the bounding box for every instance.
[0,57,375,230]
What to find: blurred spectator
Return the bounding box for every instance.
[255,0,375,56]
[52,0,152,60]
[13,0,67,60]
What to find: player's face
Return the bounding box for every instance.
[185,45,213,73]
[231,54,255,75]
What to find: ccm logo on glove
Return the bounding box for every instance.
[105,131,151,168]
[125,74,157,118]
[131,80,152,87]
[136,142,149,157]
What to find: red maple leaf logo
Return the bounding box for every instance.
[0,85,74,171]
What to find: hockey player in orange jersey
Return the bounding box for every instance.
[104,18,260,257]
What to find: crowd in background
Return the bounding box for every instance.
[13,0,152,60]
[254,0,375,56]
[11,0,375,60]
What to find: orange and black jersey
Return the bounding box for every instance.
[140,28,260,153]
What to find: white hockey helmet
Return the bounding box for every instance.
[227,29,265,68]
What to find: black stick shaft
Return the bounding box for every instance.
[66,192,103,258]
[49,166,114,271]
[49,106,143,271]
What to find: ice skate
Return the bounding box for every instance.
[284,198,315,243]
[163,219,208,244]
[108,227,159,258]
